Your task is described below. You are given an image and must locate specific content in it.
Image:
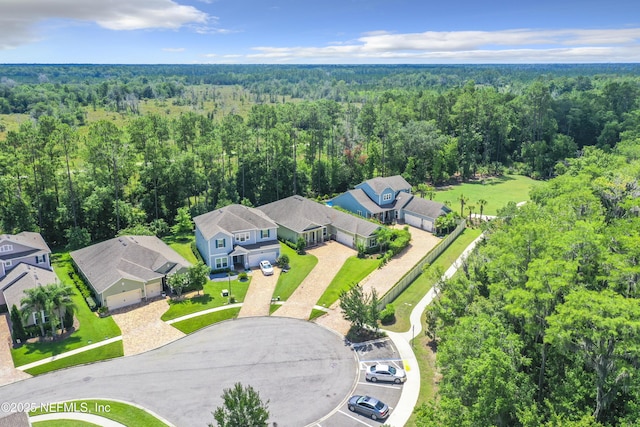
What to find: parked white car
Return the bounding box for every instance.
[259,260,274,276]
[365,364,406,384]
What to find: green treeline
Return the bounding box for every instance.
[0,64,639,251]
[422,140,640,426]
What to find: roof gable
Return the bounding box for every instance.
[194,204,277,241]
[356,175,411,196]
[1,263,58,310]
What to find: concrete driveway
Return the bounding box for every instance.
[275,241,356,320]
[110,298,185,356]
[316,227,440,335]
[238,268,279,317]
[0,317,357,427]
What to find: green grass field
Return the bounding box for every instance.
[315,256,379,308]
[11,253,122,367]
[432,174,541,216]
[272,245,318,301]
[160,277,249,321]
[31,399,170,427]
[24,341,124,376]
[170,307,241,334]
[163,234,198,264]
[33,420,98,426]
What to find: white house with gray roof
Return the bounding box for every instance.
[70,235,191,310]
[194,204,280,271]
[258,195,381,249]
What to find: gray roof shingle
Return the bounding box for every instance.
[0,231,51,261]
[258,196,379,237]
[70,236,191,294]
[403,197,450,219]
[1,263,59,310]
[193,204,278,241]
[359,175,411,194]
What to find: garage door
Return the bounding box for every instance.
[405,213,424,230]
[335,230,354,247]
[248,251,278,268]
[106,289,142,310]
[146,282,162,298]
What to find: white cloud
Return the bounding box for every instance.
[0,0,209,49]
[245,28,640,63]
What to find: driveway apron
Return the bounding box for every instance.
[0,314,31,386]
[111,298,185,356]
[237,268,279,317]
[315,227,440,335]
[274,241,355,320]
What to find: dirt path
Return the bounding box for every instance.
[111,298,185,356]
[315,227,440,335]
[237,268,279,317]
[0,314,31,386]
[274,242,355,320]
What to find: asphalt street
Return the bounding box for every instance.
[0,317,358,427]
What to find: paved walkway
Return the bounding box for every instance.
[274,242,355,319]
[237,268,279,317]
[0,314,31,385]
[111,298,185,356]
[315,227,440,335]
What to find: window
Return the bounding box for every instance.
[260,229,270,239]
[369,238,377,248]
[215,238,226,249]
[0,244,13,253]
[234,232,250,243]
[382,193,393,202]
[357,210,363,217]
[33,310,49,325]
[214,257,229,269]
[35,254,46,264]
[4,260,11,267]
[323,228,327,236]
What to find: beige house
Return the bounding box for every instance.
[71,235,191,311]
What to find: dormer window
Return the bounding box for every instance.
[36,255,46,264]
[383,193,393,202]
[260,229,270,238]
[0,244,13,253]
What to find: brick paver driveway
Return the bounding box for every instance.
[315,226,440,335]
[274,241,355,320]
[237,268,279,317]
[111,298,185,356]
[0,314,31,386]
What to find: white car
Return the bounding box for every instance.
[365,364,407,384]
[259,260,274,276]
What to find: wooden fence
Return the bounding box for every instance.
[377,220,466,309]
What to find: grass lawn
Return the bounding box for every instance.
[384,228,482,333]
[316,256,379,308]
[171,307,241,334]
[24,341,124,376]
[161,277,250,321]
[309,309,327,321]
[269,304,281,315]
[162,233,199,264]
[432,174,541,216]
[407,314,438,426]
[31,399,169,427]
[272,245,318,301]
[11,253,122,367]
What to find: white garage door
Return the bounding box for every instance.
[106,289,142,310]
[405,213,424,230]
[146,282,162,298]
[335,230,354,247]
[248,252,278,268]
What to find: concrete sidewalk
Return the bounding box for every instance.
[30,412,127,426]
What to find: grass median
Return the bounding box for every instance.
[30,399,169,426]
[315,256,379,308]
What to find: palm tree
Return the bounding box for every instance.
[467,204,476,223]
[47,282,76,334]
[20,286,48,337]
[478,199,487,220]
[374,227,393,254]
[458,194,468,218]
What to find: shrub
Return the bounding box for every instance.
[380,304,396,325]
[63,308,74,329]
[191,241,204,263]
[276,254,290,268]
[295,237,306,254]
[85,296,97,311]
[238,272,248,281]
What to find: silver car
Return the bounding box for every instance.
[259,260,274,276]
[365,364,407,384]
[348,395,389,420]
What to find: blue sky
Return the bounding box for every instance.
[0,0,639,64]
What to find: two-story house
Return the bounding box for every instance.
[331,175,450,232]
[194,204,281,271]
[0,232,56,325]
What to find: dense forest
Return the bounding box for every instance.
[1,64,639,425]
[1,64,639,249]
